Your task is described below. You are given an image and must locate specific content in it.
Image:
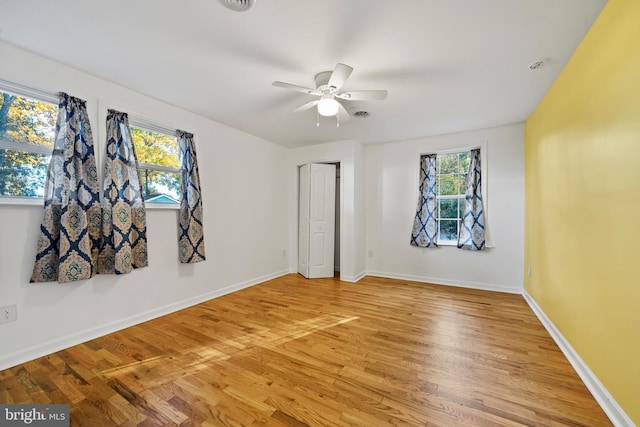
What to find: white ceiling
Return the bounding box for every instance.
[0,0,606,148]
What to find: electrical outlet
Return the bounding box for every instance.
[368,250,374,258]
[282,249,287,258]
[0,304,17,324]
[527,265,532,276]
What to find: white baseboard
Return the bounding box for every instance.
[0,269,290,372]
[522,291,635,427]
[366,270,522,294]
[341,270,366,283]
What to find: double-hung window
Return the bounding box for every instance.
[0,86,57,200]
[128,120,181,205]
[436,150,471,245]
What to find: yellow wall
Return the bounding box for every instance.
[525,0,640,422]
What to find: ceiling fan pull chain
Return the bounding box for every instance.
[316,109,320,127]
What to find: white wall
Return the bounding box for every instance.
[365,123,524,293]
[288,140,366,282]
[0,41,290,369]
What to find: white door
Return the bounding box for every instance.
[299,163,336,279]
[298,164,310,278]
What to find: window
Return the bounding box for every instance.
[436,150,471,244]
[129,122,181,204]
[0,89,57,198]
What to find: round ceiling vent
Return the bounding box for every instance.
[219,0,256,12]
[354,111,370,118]
[529,60,545,70]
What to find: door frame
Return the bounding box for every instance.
[296,160,343,279]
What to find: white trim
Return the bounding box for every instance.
[0,196,181,209]
[340,270,366,283]
[522,290,635,427]
[366,270,521,294]
[0,269,290,372]
[0,78,58,104]
[0,195,44,206]
[0,139,53,155]
[435,240,458,247]
[144,202,180,210]
[129,117,176,138]
[138,162,180,174]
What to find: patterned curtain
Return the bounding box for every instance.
[98,110,148,274]
[410,154,438,248]
[30,93,101,283]
[177,130,205,263]
[457,148,486,250]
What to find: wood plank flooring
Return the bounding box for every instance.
[0,274,611,426]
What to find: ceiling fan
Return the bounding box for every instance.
[272,63,388,126]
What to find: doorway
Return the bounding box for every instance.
[298,162,341,279]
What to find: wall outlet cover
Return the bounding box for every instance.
[0,304,17,324]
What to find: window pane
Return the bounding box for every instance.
[438,174,459,196]
[140,168,181,203]
[458,173,467,194]
[130,127,180,169]
[438,199,458,219]
[0,91,56,147]
[0,149,49,196]
[458,151,470,174]
[458,197,466,218]
[438,220,458,242]
[438,153,458,174]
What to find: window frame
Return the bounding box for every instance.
[435,150,470,246]
[0,82,185,209]
[127,117,181,209]
[0,79,58,205]
[417,143,488,247]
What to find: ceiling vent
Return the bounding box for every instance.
[529,60,546,70]
[219,0,256,12]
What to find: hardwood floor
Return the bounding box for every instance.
[0,274,611,426]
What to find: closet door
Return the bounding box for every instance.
[299,163,336,279]
[298,164,310,278]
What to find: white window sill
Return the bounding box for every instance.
[0,196,179,210]
[145,202,180,210]
[0,196,45,206]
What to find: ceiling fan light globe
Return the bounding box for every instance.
[317,97,339,117]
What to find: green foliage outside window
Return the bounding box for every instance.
[436,151,471,243]
[0,91,57,197]
[0,88,182,204]
[130,126,181,203]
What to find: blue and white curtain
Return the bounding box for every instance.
[177,130,205,263]
[31,93,102,283]
[98,110,148,274]
[410,154,438,248]
[457,148,486,250]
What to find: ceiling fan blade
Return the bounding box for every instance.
[272,81,319,95]
[291,100,319,113]
[328,63,353,90]
[337,90,388,101]
[337,102,351,121]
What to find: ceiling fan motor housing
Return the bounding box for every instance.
[315,71,336,93]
